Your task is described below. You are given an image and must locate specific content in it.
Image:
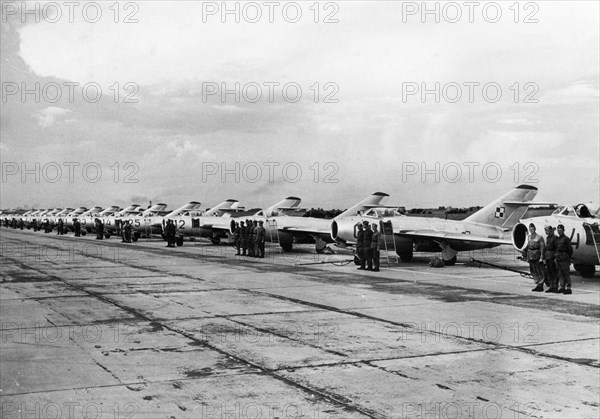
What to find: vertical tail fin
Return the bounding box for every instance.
[464,185,538,228]
[337,192,390,218]
[205,199,240,216]
[165,201,202,217]
[265,197,302,215]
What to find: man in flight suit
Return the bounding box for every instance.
[95,218,104,240]
[124,220,133,243]
[371,223,381,272]
[522,223,545,291]
[363,221,373,271]
[555,224,574,294]
[234,222,241,255]
[356,223,365,270]
[248,220,256,257]
[74,219,81,237]
[544,225,559,293]
[257,220,266,258]
[240,221,247,256]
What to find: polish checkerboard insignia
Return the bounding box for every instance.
[495,207,505,218]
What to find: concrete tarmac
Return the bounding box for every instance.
[1,228,599,418]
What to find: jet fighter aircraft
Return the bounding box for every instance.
[332,185,539,264]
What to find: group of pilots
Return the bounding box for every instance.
[355,221,382,272]
[523,223,574,294]
[233,220,266,258]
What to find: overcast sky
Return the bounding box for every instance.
[1,1,598,211]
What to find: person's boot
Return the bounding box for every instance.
[563,288,572,295]
[545,287,557,293]
[531,285,544,292]
[557,287,566,294]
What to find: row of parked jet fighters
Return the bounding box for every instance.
[3,185,599,277]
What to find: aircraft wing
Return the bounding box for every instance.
[282,226,331,235]
[395,230,511,246]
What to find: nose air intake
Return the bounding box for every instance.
[331,220,339,241]
[512,223,528,251]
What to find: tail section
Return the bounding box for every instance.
[165,201,202,217]
[265,197,303,216]
[141,203,168,215]
[464,185,538,229]
[338,192,390,218]
[204,199,241,217]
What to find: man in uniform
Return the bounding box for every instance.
[371,223,381,272]
[356,223,365,270]
[74,219,81,237]
[95,218,104,240]
[544,225,559,293]
[165,219,176,247]
[257,220,266,258]
[522,223,545,291]
[234,222,241,255]
[248,220,256,257]
[240,221,247,256]
[363,221,373,271]
[44,219,51,233]
[555,224,573,294]
[124,220,133,243]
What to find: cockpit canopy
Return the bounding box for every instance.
[551,204,597,219]
[363,208,403,218]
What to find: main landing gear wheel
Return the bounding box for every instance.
[210,238,220,245]
[398,250,413,262]
[443,256,457,266]
[177,237,184,247]
[574,264,596,278]
[281,243,293,252]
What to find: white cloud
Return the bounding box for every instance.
[37,106,71,127]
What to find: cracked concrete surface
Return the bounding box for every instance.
[1,229,598,418]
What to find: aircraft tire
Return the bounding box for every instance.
[104,233,111,239]
[211,238,220,245]
[281,243,293,252]
[574,264,596,278]
[398,250,413,262]
[443,256,457,266]
[177,237,184,247]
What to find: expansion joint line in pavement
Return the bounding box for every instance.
[4,233,599,368]
[2,255,380,419]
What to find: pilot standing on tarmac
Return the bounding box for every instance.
[555,224,573,295]
[523,223,545,291]
[253,220,260,257]
[356,223,365,270]
[363,221,373,271]
[121,221,128,243]
[234,222,241,255]
[124,220,133,243]
[544,225,559,293]
[57,219,64,235]
[248,220,256,257]
[165,219,176,247]
[95,218,104,240]
[74,219,81,237]
[371,223,381,272]
[257,220,266,258]
[240,221,247,256]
